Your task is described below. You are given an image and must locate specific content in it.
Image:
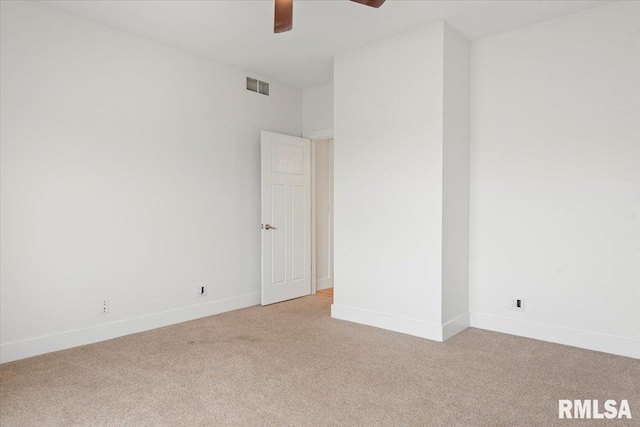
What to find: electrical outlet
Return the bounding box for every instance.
[101,299,110,314]
[508,297,525,312]
[195,283,207,298]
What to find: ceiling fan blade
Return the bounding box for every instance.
[274,0,293,33]
[350,0,386,8]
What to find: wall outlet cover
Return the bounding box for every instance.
[195,283,207,298]
[508,297,525,312]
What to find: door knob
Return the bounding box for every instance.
[265,224,277,230]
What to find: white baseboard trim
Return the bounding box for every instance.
[442,312,470,341]
[331,304,444,341]
[0,292,261,364]
[470,312,640,359]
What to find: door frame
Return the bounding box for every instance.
[303,128,334,295]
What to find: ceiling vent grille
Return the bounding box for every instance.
[247,77,269,96]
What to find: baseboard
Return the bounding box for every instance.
[316,279,333,291]
[442,312,470,341]
[331,304,444,341]
[0,292,261,364]
[470,312,640,359]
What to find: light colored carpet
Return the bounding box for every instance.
[1,295,638,426]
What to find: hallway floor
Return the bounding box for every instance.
[315,287,333,302]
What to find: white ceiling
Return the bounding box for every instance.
[39,0,609,88]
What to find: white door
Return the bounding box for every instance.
[261,131,311,305]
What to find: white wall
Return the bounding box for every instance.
[469,1,640,358]
[314,139,334,290]
[303,82,333,135]
[0,1,302,363]
[333,23,468,340]
[441,24,471,329]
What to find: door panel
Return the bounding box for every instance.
[271,184,286,285]
[291,185,305,281]
[261,131,311,305]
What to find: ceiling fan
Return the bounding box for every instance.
[274,0,386,33]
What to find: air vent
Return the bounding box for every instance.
[247,77,269,96]
[259,80,270,96]
[246,77,258,92]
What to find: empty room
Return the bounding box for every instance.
[1,0,638,425]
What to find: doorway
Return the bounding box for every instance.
[260,131,333,306]
[312,138,334,302]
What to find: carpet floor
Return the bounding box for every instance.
[1,295,638,426]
